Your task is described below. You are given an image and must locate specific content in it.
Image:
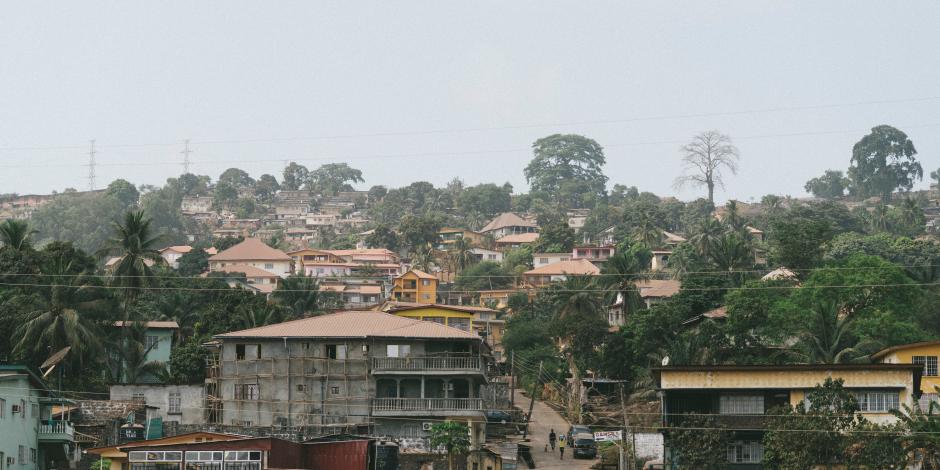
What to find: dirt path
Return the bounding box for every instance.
[514,390,597,469]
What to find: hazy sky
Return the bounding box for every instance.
[1,1,938,202]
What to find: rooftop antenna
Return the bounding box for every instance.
[181,139,192,174]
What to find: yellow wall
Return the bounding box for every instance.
[879,344,940,393]
[392,272,438,303]
[392,307,473,329]
[91,433,240,470]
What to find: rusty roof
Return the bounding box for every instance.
[208,238,291,262]
[524,258,600,276]
[635,279,681,298]
[215,310,481,340]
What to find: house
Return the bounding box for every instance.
[607,280,681,326]
[113,321,178,382]
[108,384,205,428]
[288,248,345,273]
[479,289,533,310]
[204,311,492,450]
[209,264,282,294]
[523,258,599,287]
[319,281,384,309]
[304,213,338,227]
[208,238,293,277]
[436,227,485,249]
[567,209,591,232]
[872,340,940,408]
[494,232,539,251]
[159,246,217,269]
[86,431,246,470]
[532,252,570,269]
[480,212,538,239]
[0,364,79,470]
[469,247,503,263]
[104,256,156,273]
[571,245,615,264]
[180,196,213,215]
[652,231,687,271]
[390,269,438,303]
[327,248,400,265]
[596,226,617,246]
[654,364,922,469]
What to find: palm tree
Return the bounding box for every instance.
[14,258,108,365]
[869,204,890,232]
[0,219,36,251]
[722,200,744,231]
[891,398,940,469]
[796,302,874,364]
[273,275,328,318]
[410,243,435,272]
[688,218,724,256]
[596,250,650,317]
[153,291,198,343]
[107,322,167,384]
[550,276,605,423]
[448,237,477,273]
[237,305,279,329]
[899,196,923,229]
[631,212,663,248]
[708,232,753,271]
[99,211,164,322]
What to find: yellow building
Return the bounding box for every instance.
[873,340,940,405]
[437,227,486,249]
[87,431,245,470]
[381,302,506,360]
[390,269,438,303]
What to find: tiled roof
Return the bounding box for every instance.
[212,264,281,278]
[209,238,291,262]
[635,279,681,298]
[495,233,540,244]
[662,231,687,243]
[160,245,193,254]
[524,258,600,276]
[383,301,498,314]
[481,212,537,233]
[326,248,397,257]
[399,269,436,280]
[216,310,481,340]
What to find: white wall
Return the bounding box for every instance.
[110,384,205,426]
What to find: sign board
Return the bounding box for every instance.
[594,430,623,442]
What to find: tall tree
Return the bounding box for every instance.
[273,275,336,318]
[805,170,849,199]
[596,248,651,315]
[674,130,740,205]
[307,163,364,195]
[106,179,141,207]
[448,237,477,273]
[848,125,922,203]
[524,134,608,209]
[254,174,280,202]
[218,168,256,190]
[0,219,36,251]
[428,421,471,470]
[364,225,400,251]
[281,162,309,191]
[99,211,164,327]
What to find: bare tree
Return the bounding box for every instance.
[673,130,740,205]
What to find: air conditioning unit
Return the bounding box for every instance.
[11,405,21,413]
[422,422,434,431]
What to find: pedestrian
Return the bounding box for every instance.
[549,429,556,451]
[558,434,566,460]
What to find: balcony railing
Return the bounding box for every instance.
[372,356,482,372]
[39,421,75,440]
[372,398,484,413]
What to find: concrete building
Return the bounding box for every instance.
[110,384,205,427]
[532,252,570,269]
[873,340,940,408]
[469,248,503,263]
[204,311,493,449]
[655,364,923,469]
[0,365,78,470]
[479,212,538,240]
[390,269,438,304]
[493,233,539,251]
[523,258,599,287]
[436,227,485,250]
[208,238,293,278]
[113,321,179,382]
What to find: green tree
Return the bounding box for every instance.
[107,323,167,384]
[454,261,512,293]
[795,301,871,364]
[0,219,36,251]
[768,212,833,270]
[665,414,731,469]
[272,275,335,318]
[212,181,239,210]
[106,179,140,207]
[307,163,364,195]
[596,248,651,314]
[848,125,923,203]
[502,246,533,276]
[167,338,209,384]
[674,130,740,206]
[364,225,400,251]
[213,236,244,251]
[524,134,608,208]
[531,220,575,253]
[254,174,280,202]
[428,421,471,470]
[631,210,663,249]
[281,162,309,191]
[891,401,940,469]
[448,237,477,273]
[804,170,849,198]
[457,183,513,219]
[688,218,724,257]
[177,249,209,276]
[99,211,164,328]
[218,168,255,190]
[398,214,443,252]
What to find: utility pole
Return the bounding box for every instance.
[181,139,192,174]
[510,351,515,409]
[620,384,635,470]
[521,361,542,440]
[86,139,96,191]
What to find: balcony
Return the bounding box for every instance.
[39,421,75,442]
[372,356,484,375]
[372,398,484,417]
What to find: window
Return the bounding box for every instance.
[18,446,25,465]
[131,393,145,402]
[264,263,274,270]
[855,390,900,412]
[168,392,182,414]
[330,386,340,395]
[235,344,259,360]
[145,335,160,351]
[19,400,25,420]
[0,398,5,418]
[727,441,763,463]
[31,404,38,420]
[913,356,939,376]
[719,394,764,415]
[234,384,260,401]
[29,450,35,464]
[386,345,411,358]
[539,258,548,264]
[422,294,431,300]
[919,393,938,411]
[327,344,347,360]
[422,279,432,286]
[448,318,471,331]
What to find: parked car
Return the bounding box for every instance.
[571,432,597,459]
[567,424,591,441]
[485,410,512,424]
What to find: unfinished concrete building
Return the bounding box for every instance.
[204,310,493,448]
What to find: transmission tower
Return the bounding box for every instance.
[86,139,97,191]
[181,139,192,174]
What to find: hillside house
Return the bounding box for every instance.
[873,340,940,408]
[571,245,615,265]
[480,212,538,239]
[469,247,503,263]
[436,227,486,250]
[159,246,217,269]
[319,281,384,309]
[210,264,282,294]
[494,232,539,251]
[523,258,599,287]
[180,196,213,215]
[390,269,438,303]
[208,238,292,277]
[532,252,570,269]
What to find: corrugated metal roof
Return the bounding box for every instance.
[212,264,281,278]
[209,238,292,261]
[216,310,481,340]
[524,258,600,276]
[481,212,537,233]
[495,233,540,244]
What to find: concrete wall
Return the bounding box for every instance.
[879,345,940,394]
[110,384,204,425]
[0,376,40,470]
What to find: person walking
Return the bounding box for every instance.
[549,429,557,451]
[558,434,566,460]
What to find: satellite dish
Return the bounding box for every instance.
[661,356,670,366]
[40,346,72,378]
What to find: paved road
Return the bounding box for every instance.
[515,390,597,469]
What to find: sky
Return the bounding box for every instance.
[1,1,938,203]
